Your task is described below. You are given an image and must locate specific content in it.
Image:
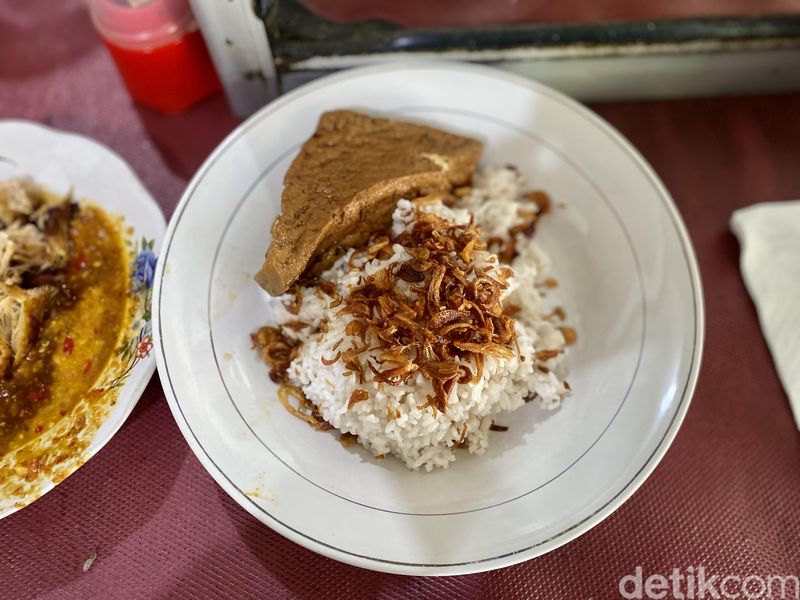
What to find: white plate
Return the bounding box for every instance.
[0,121,165,518]
[155,62,704,575]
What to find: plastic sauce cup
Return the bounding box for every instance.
[88,0,221,114]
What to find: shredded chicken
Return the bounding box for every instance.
[0,179,37,224]
[0,178,75,374]
[0,283,56,375]
[0,178,72,285]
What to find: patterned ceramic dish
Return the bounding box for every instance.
[0,121,165,518]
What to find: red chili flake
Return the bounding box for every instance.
[63,336,74,354]
[26,384,50,402]
[82,359,93,375]
[34,425,44,434]
[73,254,87,271]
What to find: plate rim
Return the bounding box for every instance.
[154,60,705,576]
[0,119,166,520]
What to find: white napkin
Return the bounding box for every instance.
[731,201,800,430]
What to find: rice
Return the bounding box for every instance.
[261,166,569,471]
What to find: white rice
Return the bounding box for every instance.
[264,166,568,471]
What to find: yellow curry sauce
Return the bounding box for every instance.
[0,204,127,458]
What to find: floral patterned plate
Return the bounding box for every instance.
[0,120,166,518]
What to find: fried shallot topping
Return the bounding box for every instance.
[525,190,551,214]
[252,327,331,429]
[277,385,331,430]
[486,190,549,264]
[282,285,303,315]
[559,326,577,346]
[348,389,369,408]
[251,326,299,384]
[334,208,518,413]
[487,207,540,264]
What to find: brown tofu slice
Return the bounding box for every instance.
[255,110,483,296]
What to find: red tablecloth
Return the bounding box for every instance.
[2,1,800,598]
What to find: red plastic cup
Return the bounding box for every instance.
[88,0,222,114]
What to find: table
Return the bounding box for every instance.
[1,1,799,598]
